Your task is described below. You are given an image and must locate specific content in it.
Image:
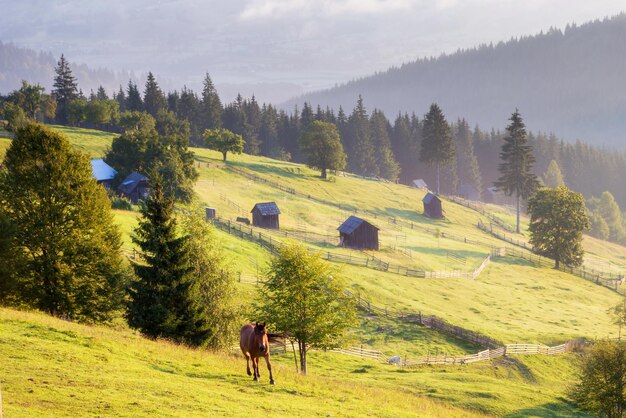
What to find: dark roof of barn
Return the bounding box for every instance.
[422,192,441,205]
[118,172,150,194]
[251,202,281,216]
[337,216,379,234]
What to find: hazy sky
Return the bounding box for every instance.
[1,0,624,102]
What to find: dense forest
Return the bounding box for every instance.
[285,14,626,148]
[3,55,626,244]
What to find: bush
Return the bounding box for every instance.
[111,196,133,210]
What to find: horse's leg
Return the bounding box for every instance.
[245,353,252,376]
[255,357,261,379]
[264,354,275,385]
[253,357,259,381]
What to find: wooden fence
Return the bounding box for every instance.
[448,195,516,233]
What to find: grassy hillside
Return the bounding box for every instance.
[0,308,590,417]
[3,125,623,416]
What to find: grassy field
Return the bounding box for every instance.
[2,124,623,416]
[0,308,591,417]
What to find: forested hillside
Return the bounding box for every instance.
[285,14,626,147]
[0,41,129,95]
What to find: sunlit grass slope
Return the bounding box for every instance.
[0,308,490,418]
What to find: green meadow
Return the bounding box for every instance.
[1,125,623,416]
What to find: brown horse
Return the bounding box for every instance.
[240,322,275,384]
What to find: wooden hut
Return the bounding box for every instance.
[251,202,281,229]
[337,216,379,250]
[118,172,151,203]
[422,192,443,219]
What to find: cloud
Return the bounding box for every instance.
[239,0,414,21]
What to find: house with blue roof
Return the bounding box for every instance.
[90,159,117,190]
[118,172,151,203]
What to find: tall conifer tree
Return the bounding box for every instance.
[200,73,222,130]
[52,54,79,124]
[420,103,455,194]
[143,72,166,118]
[455,118,483,197]
[370,109,399,181]
[494,110,539,233]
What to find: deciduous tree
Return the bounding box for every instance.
[527,186,589,269]
[256,244,356,375]
[299,121,346,179]
[203,128,245,162]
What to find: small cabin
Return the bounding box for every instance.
[458,184,480,201]
[251,202,281,229]
[423,192,443,219]
[90,159,117,189]
[412,178,428,190]
[118,172,151,204]
[337,216,379,250]
[205,207,216,220]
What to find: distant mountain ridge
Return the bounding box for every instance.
[284,14,626,147]
[0,41,132,96]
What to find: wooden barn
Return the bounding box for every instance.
[423,192,443,219]
[251,202,281,229]
[337,216,379,250]
[118,172,151,204]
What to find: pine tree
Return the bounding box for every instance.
[242,96,262,155]
[347,96,377,176]
[370,109,399,181]
[494,110,539,233]
[420,103,455,194]
[52,54,79,124]
[0,124,126,321]
[125,80,143,112]
[543,159,566,188]
[391,113,420,184]
[143,72,166,118]
[200,73,223,131]
[259,104,280,157]
[115,85,126,113]
[598,191,626,243]
[127,182,211,345]
[455,118,483,198]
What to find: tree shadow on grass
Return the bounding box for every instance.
[504,400,591,417]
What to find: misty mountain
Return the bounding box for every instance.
[284,14,626,147]
[0,41,134,97]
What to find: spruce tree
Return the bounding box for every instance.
[127,182,210,345]
[455,118,483,198]
[370,109,399,181]
[391,113,419,184]
[494,110,539,233]
[543,159,566,188]
[200,73,222,130]
[0,124,126,321]
[125,80,143,112]
[52,54,79,124]
[347,96,377,176]
[143,72,166,118]
[420,103,455,194]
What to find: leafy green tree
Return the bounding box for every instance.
[609,300,626,340]
[370,109,400,181]
[85,99,119,128]
[256,244,356,375]
[143,72,167,118]
[528,186,590,269]
[494,110,539,233]
[420,103,455,194]
[299,121,346,179]
[1,102,27,131]
[127,182,213,345]
[179,208,240,349]
[543,159,566,188]
[589,211,610,240]
[66,98,87,126]
[52,54,79,124]
[6,81,45,120]
[0,211,24,304]
[0,124,126,321]
[203,128,245,162]
[571,340,626,418]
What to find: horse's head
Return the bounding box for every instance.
[254,322,268,353]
